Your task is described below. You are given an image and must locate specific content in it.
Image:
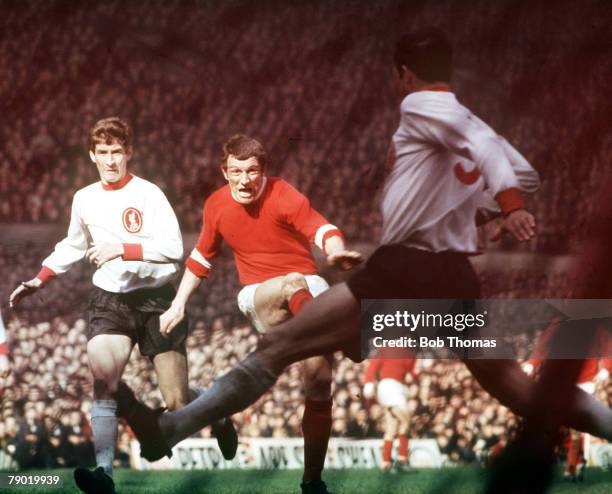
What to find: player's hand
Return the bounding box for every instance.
[490,209,536,242]
[363,382,375,400]
[9,278,43,308]
[522,362,534,376]
[86,242,123,267]
[0,355,10,379]
[159,303,185,339]
[326,250,363,270]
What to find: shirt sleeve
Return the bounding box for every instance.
[185,198,222,278]
[278,181,343,253]
[402,96,531,214]
[122,185,183,263]
[0,309,7,354]
[363,359,381,384]
[38,192,88,283]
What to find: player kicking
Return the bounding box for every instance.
[363,350,416,471]
[113,29,612,469]
[153,134,360,494]
[9,117,236,494]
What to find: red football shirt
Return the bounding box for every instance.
[186,178,341,285]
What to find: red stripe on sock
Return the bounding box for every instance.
[288,288,313,316]
[398,435,409,459]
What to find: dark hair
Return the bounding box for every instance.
[221,134,267,170]
[89,117,132,152]
[394,29,452,83]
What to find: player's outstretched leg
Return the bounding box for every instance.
[464,358,612,440]
[114,353,278,461]
[114,284,359,459]
[191,386,238,460]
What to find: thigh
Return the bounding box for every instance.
[301,354,333,398]
[87,334,134,385]
[259,283,361,371]
[253,275,293,331]
[152,350,190,410]
[137,286,188,358]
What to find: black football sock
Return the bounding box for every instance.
[159,354,278,447]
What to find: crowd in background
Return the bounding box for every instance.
[0,0,609,252]
[1,0,610,471]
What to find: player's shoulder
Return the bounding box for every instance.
[267,177,302,196]
[401,89,459,114]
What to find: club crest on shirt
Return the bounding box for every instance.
[122,208,143,233]
[454,162,481,185]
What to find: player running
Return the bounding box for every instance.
[113,29,612,468]
[156,134,361,494]
[9,117,236,494]
[363,350,416,471]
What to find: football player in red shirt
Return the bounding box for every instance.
[363,349,416,470]
[158,134,361,494]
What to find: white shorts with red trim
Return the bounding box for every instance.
[237,274,329,333]
[377,378,408,408]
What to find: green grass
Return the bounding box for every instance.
[4,467,611,494]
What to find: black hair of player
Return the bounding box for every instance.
[394,29,453,83]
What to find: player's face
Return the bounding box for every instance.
[89,141,132,184]
[222,155,264,204]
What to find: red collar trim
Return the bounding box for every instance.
[101,173,133,191]
[428,86,450,92]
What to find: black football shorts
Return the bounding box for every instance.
[87,284,188,358]
[347,244,482,358]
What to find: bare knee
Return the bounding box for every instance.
[164,394,189,411]
[281,272,309,300]
[93,378,116,399]
[303,358,332,400]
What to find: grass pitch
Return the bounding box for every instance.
[5,467,611,493]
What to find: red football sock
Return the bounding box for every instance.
[289,289,313,316]
[382,439,393,463]
[566,436,579,474]
[398,435,409,460]
[302,398,332,481]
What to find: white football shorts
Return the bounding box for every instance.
[377,378,408,408]
[237,274,329,333]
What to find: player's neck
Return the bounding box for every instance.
[415,81,451,93]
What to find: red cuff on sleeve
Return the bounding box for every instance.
[122,243,143,261]
[36,266,57,285]
[185,257,211,279]
[495,188,525,215]
[0,343,8,355]
[322,229,344,255]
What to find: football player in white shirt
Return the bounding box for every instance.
[9,117,236,494]
[113,30,612,462]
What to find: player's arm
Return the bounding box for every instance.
[404,100,536,242]
[10,194,88,308]
[159,199,221,337]
[280,181,362,269]
[87,186,184,266]
[362,359,381,399]
[0,310,10,379]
